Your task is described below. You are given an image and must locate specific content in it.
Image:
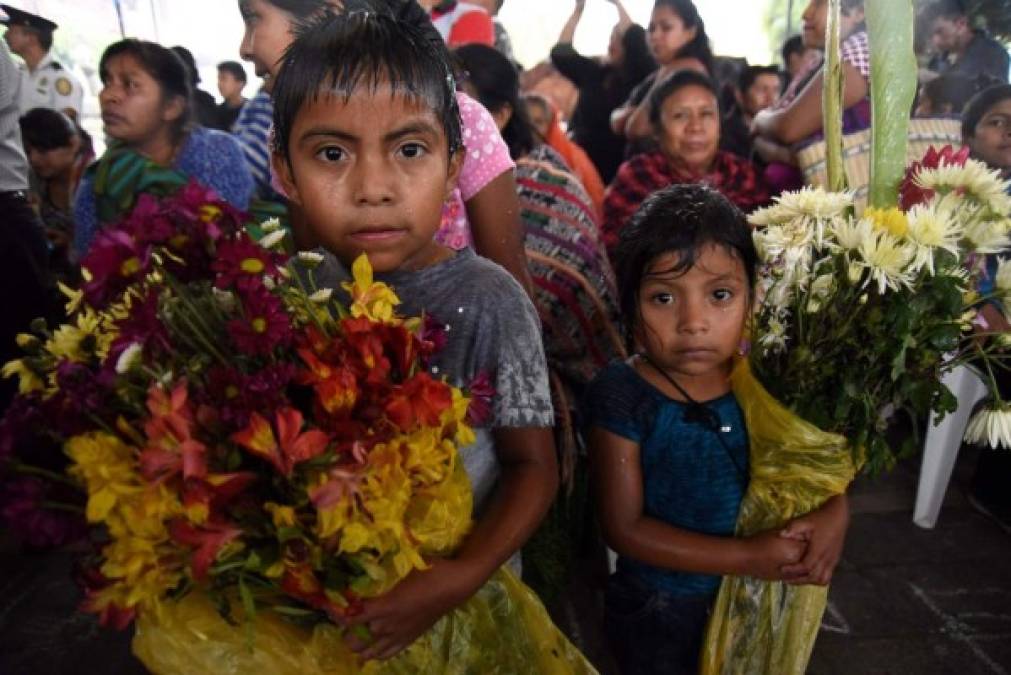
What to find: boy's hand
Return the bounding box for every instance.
[742,529,807,580]
[779,494,850,586]
[344,558,476,662]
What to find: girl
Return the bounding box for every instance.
[610,0,714,144]
[237,0,533,294]
[587,184,848,674]
[73,39,253,256]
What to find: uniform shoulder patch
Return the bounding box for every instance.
[55,77,72,96]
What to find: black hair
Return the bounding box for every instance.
[619,24,657,87]
[19,107,87,152]
[781,34,805,65]
[271,11,462,163]
[453,43,535,160]
[217,60,248,83]
[921,0,967,26]
[99,39,193,144]
[962,84,1011,141]
[652,0,715,75]
[921,72,997,115]
[170,46,201,85]
[648,69,719,131]
[738,64,781,94]
[613,184,757,352]
[27,26,54,51]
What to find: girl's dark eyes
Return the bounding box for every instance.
[713,288,734,302]
[650,292,674,304]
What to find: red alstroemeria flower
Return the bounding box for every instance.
[231,408,331,476]
[168,518,244,582]
[298,350,360,418]
[227,286,292,357]
[385,372,453,431]
[899,144,972,211]
[213,234,285,291]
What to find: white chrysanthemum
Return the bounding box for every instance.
[995,258,1011,294]
[805,273,834,314]
[964,404,1011,450]
[259,229,287,250]
[757,316,789,354]
[754,222,815,263]
[297,251,325,268]
[828,216,872,251]
[964,219,1011,254]
[115,343,143,374]
[904,204,962,274]
[857,230,916,294]
[260,217,282,233]
[309,288,333,304]
[916,159,1011,216]
[750,186,853,226]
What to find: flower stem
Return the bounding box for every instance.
[12,462,81,489]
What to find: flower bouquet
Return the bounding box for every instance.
[1,181,592,674]
[701,2,1011,672]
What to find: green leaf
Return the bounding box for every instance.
[866,0,918,208]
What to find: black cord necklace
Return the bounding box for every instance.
[639,353,749,487]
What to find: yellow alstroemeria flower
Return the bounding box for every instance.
[2,358,45,394]
[265,502,298,529]
[66,432,143,523]
[343,254,401,323]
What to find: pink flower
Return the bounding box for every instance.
[227,286,293,356]
[213,234,285,291]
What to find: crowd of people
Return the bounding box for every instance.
[1,0,1010,673]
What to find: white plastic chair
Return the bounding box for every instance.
[913,364,988,529]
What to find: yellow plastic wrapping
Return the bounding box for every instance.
[133,566,597,675]
[700,360,857,675]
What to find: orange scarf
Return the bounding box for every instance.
[542,105,605,216]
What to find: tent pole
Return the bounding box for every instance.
[113,0,126,37]
[787,0,795,38]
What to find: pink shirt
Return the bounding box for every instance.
[270,92,513,252]
[437,91,515,250]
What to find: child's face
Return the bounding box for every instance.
[275,86,461,273]
[635,245,749,383]
[969,99,1011,173]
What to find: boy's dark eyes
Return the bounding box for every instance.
[398,142,427,159]
[316,147,346,162]
[650,292,674,304]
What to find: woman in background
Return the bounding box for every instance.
[74,39,252,256]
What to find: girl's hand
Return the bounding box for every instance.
[344,558,476,661]
[741,529,807,580]
[779,494,850,586]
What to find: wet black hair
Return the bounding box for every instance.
[453,43,535,160]
[260,0,328,18]
[99,39,193,144]
[217,60,248,84]
[652,0,715,75]
[962,84,1011,141]
[271,10,462,164]
[619,24,657,86]
[648,69,719,131]
[739,65,781,95]
[613,184,756,352]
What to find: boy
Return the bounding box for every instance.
[269,11,558,660]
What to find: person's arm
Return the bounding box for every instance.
[751,61,867,146]
[465,171,535,299]
[606,0,633,30]
[591,427,806,579]
[621,70,671,141]
[752,136,795,165]
[346,427,558,661]
[558,0,585,45]
[779,493,849,586]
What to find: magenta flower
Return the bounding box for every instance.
[213,235,285,291]
[227,286,293,357]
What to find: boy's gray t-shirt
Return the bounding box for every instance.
[316,248,554,515]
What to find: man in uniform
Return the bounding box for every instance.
[1,4,83,118]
